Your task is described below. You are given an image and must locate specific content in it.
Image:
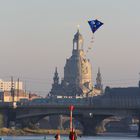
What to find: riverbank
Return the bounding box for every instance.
[0,128,82,136]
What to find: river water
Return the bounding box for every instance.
[1,133,140,140]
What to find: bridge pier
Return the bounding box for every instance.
[138,116,140,137]
[0,108,16,128]
[80,115,107,136]
[0,110,8,128]
[81,117,97,135]
[7,109,16,127]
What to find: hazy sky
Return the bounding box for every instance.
[0,0,140,96]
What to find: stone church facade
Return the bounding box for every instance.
[50,29,103,97]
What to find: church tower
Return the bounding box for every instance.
[50,67,62,96]
[95,68,103,92]
[64,29,83,86]
[53,67,59,85]
[64,29,92,96]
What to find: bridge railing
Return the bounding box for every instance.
[16,95,140,109]
[16,97,92,107]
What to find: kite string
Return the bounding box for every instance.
[86,34,95,54]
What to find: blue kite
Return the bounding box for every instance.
[88,19,103,34]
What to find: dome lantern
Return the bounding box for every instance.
[73,28,84,51]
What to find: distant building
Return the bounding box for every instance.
[0,90,29,102]
[0,78,43,102]
[0,79,23,91]
[105,86,140,95]
[0,78,29,102]
[49,29,103,97]
[104,80,140,96]
[103,85,140,109]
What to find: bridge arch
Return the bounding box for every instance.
[16,110,111,135]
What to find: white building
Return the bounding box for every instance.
[0,79,23,91]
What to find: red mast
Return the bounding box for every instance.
[69,105,74,131]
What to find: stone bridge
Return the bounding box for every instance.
[1,92,140,136]
[15,92,140,135]
[15,103,140,135]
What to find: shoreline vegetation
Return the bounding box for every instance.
[0,128,82,136]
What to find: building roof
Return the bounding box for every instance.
[105,86,140,96]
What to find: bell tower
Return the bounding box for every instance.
[95,67,103,91]
[73,28,84,51]
[53,67,59,85]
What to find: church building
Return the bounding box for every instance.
[50,29,103,97]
